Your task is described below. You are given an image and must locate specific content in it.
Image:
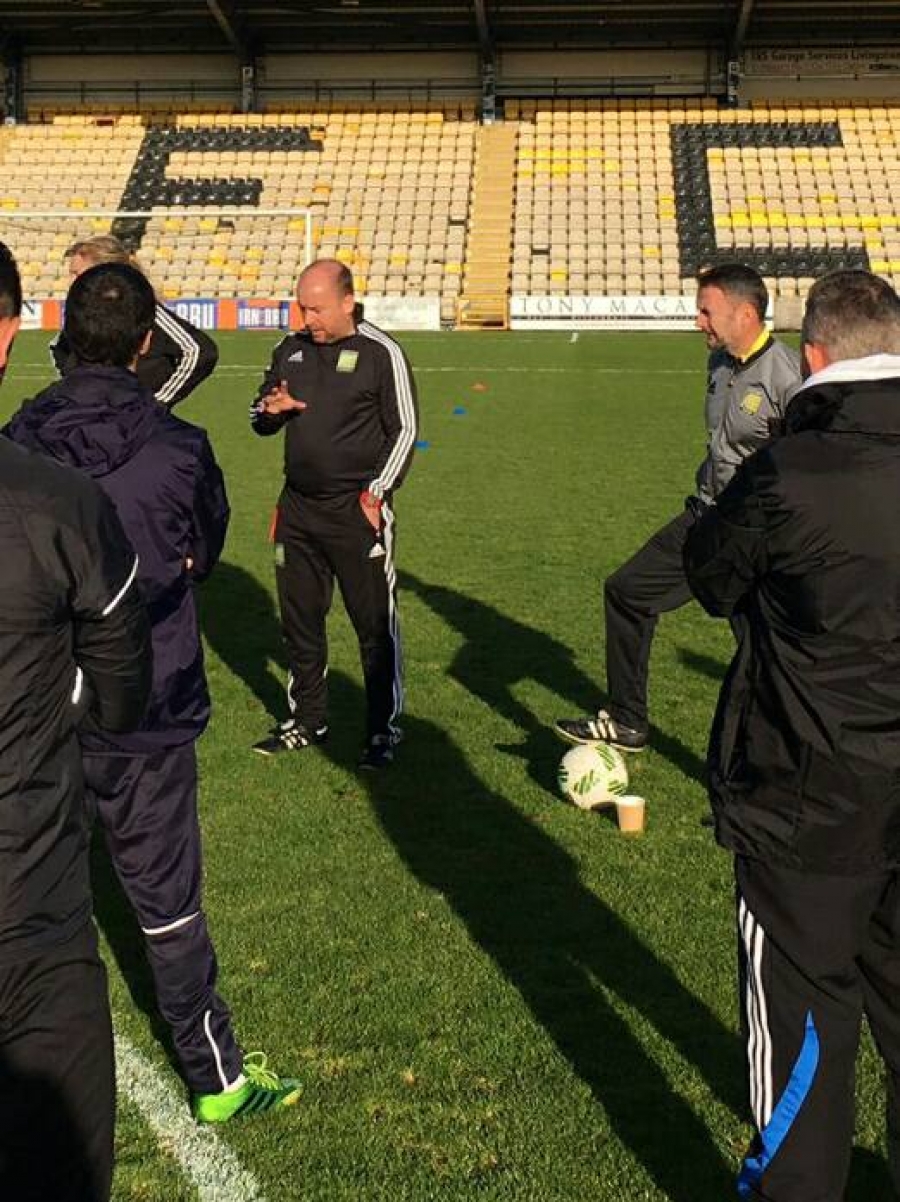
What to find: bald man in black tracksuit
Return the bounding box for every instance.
[250,261,417,770]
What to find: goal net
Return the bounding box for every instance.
[0,207,315,307]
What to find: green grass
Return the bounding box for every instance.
[1,331,890,1200]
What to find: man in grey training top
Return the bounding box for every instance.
[556,263,801,753]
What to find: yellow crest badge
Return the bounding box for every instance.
[740,391,763,416]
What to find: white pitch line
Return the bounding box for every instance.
[6,365,699,379]
[115,1030,267,1202]
[157,364,697,375]
[408,365,697,374]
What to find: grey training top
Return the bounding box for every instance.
[695,336,802,504]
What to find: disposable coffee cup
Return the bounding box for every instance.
[616,795,646,834]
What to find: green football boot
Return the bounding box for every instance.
[192,1052,301,1123]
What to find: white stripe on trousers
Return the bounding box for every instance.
[739,895,774,1130]
[380,500,403,734]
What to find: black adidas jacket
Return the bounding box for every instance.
[684,356,900,874]
[51,303,218,410]
[0,436,151,962]
[250,321,418,500]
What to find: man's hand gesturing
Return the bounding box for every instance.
[260,379,308,416]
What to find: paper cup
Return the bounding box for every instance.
[616,795,646,834]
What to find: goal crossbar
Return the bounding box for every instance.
[0,207,315,266]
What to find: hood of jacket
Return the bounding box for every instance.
[5,365,161,478]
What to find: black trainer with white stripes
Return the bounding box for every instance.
[252,718,329,756]
[554,708,648,752]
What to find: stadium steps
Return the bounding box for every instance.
[457,122,518,329]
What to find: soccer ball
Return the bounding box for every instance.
[558,743,629,810]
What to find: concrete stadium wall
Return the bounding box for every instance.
[22,53,238,107]
[26,53,236,85]
[15,44,900,109]
[740,76,900,101]
[739,46,900,101]
[20,51,479,108]
[262,51,477,84]
[497,48,721,95]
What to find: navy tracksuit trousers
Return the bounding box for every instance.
[83,742,242,1095]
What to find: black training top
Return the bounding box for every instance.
[51,302,218,410]
[250,320,418,500]
[686,361,900,874]
[0,438,151,963]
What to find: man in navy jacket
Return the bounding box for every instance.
[5,263,298,1124]
[0,242,152,1201]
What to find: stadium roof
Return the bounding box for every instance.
[0,1,897,56]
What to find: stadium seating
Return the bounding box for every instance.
[511,98,900,302]
[0,103,477,323]
[1,98,900,322]
[0,116,145,296]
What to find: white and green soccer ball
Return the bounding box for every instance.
[558,743,629,810]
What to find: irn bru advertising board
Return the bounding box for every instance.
[170,300,298,331]
[25,299,303,332]
[28,297,443,332]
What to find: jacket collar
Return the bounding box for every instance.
[786,355,900,437]
[794,353,900,394]
[720,332,774,373]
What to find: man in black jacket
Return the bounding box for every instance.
[6,263,299,1124]
[0,243,152,1202]
[51,234,218,410]
[250,259,418,769]
[685,270,900,1202]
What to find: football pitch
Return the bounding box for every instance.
[2,330,889,1201]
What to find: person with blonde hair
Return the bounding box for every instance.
[51,233,218,409]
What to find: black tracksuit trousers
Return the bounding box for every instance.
[603,508,697,732]
[274,487,402,741]
[735,855,900,1201]
[0,923,114,1202]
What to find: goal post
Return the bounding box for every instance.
[0,207,316,306]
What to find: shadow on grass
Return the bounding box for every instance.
[846,1148,895,1201]
[400,570,708,789]
[0,1046,103,1201]
[678,647,730,684]
[327,666,744,1201]
[198,559,287,720]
